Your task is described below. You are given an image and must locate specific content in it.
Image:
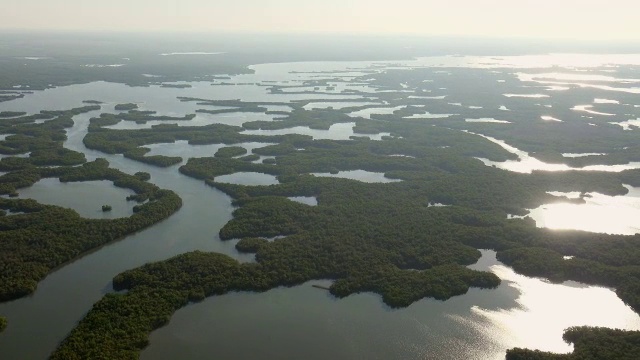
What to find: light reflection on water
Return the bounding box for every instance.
[517,72,640,94]
[348,105,406,119]
[465,118,511,124]
[214,172,279,186]
[611,118,640,130]
[541,115,562,122]
[288,196,318,206]
[141,250,640,360]
[311,170,402,183]
[503,93,549,98]
[464,263,640,355]
[528,186,640,235]
[472,132,640,173]
[241,122,390,140]
[518,72,640,83]
[572,104,615,116]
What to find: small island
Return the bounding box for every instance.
[114,103,138,111]
[101,205,112,212]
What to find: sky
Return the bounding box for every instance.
[1,0,639,41]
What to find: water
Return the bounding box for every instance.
[145,141,275,165]
[541,116,563,122]
[141,250,640,360]
[405,111,457,119]
[572,105,615,116]
[471,132,640,173]
[288,196,318,206]
[527,186,640,235]
[303,102,380,110]
[16,178,134,219]
[594,98,620,104]
[466,118,511,124]
[0,110,238,359]
[241,122,391,140]
[348,105,406,119]
[311,170,402,183]
[611,118,640,130]
[503,94,549,98]
[214,172,279,186]
[516,72,640,94]
[562,152,606,158]
[2,54,640,359]
[106,112,281,130]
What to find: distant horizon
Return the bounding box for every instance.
[1,29,639,49]
[1,1,639,42]
[1,28,640,44]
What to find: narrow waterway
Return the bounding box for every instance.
[0,110,245,359]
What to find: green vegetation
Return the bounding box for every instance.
[0,111,27,118]
[102,204,112,212]
[0,105,100,171]
[115,103,138,111]
[0,36,253,90]
[134,171,151,181]
[51,93,640,358]
[82,111,299,167]
[214,146,248,158]
[506,327,640,360]
[0,316,6,332]
[115,111,196,123]
[51,250,499,359]
[235,237,268,253]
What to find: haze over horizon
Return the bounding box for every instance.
[1,0,639,42]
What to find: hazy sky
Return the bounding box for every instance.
[2,0,639,41]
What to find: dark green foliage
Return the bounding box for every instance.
[0,316,6,332]
[51,252,243,360]
[235,237,269,253]
[115,103,138,111]
[214,146,248,158]
[102,205,112,212]
[0,106,100,171]
[51,248,497,358]
[237,154,261,162]
[134,172,151,181]
[0,111,26,118]
[507,327,640,360]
